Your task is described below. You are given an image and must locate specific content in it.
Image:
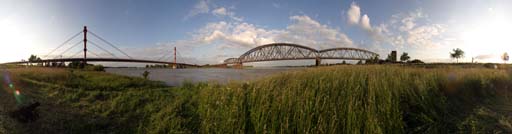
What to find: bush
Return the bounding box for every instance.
[68,61,82,69]
[483,63,497,69]
[91,65,105,72]
[408,59,425,64]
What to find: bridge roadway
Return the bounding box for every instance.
[2,58,199,67]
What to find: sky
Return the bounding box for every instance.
[1,0,512,66]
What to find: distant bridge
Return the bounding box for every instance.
[3,58,197,67]
[223,43,378,66]
[2,26,198,68]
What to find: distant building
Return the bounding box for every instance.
[390,51,397,62]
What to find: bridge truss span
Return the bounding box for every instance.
[238,43,318,63]
[223,58,240,64]
[318,48,378,60]
[224,43,379,65]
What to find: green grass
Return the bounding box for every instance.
[4,65,512,133]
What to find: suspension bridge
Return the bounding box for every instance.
[3,26,198,68]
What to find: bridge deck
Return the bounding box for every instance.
[2,58,198,67]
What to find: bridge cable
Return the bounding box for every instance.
[156,53,169,61]
[156,49,173,61]
[88,40,118,58]
[87,50,101,58]
[54,40,84,59]
[43,31,83,59]
[158,57,168,63]
[177,51,184,63]
[69,50,83,58]
[163,55,173,62]
[88,31,133,59]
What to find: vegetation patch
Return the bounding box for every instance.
[3,65,512,133]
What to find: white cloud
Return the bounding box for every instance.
[347,4,446,50]
[376,9,447,49]
[343,3,452,63]
[405,24,445,47]
[189,15,354,50]
[360,14,372,30]
[184,0,210,20]
[278,15,354,49]
[212,7,227,16]
[184,0,243,21]
[394,9,425,31]
[345,3,388,43]
[212,7,243,21]
[347,2,361,25]
[151,15,355,64]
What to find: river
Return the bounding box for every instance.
[105,67,301,86]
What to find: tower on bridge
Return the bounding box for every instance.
[83,26,88,65]
[172,47,177,69]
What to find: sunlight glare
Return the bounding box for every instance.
[461,12,512,62]
[0,17,39,62]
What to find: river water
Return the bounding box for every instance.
[105,68,302,86]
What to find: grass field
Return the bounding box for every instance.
[2,65,512,133]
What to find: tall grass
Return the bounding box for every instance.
[8,66,512,133]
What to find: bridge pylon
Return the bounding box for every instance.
[83,26,88,65]
[172,47,178,69]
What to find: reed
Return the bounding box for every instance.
[9,65,512,133]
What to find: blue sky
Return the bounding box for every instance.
[1,0,512,65]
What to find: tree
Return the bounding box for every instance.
[28,55,38,62]
[502,52,509,64]
[400,52,410,62]
[386,54,395,62]
[342,60,347,64]
[366,55,380,64]
[356,60,363,64]
[386,51,397,62]
[28,55,42,66]
[450,48,464,63]
[68,61,81,68]
[142,71,150,79]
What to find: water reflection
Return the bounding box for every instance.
[105,68,300,86]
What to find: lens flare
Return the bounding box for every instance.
[3,69,25,105]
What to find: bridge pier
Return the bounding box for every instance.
[315,58,321,66]
[233,63,243,69]
[217,64,228,68]
[170,64,185,69]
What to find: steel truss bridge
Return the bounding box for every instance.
[223,43,378,66]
